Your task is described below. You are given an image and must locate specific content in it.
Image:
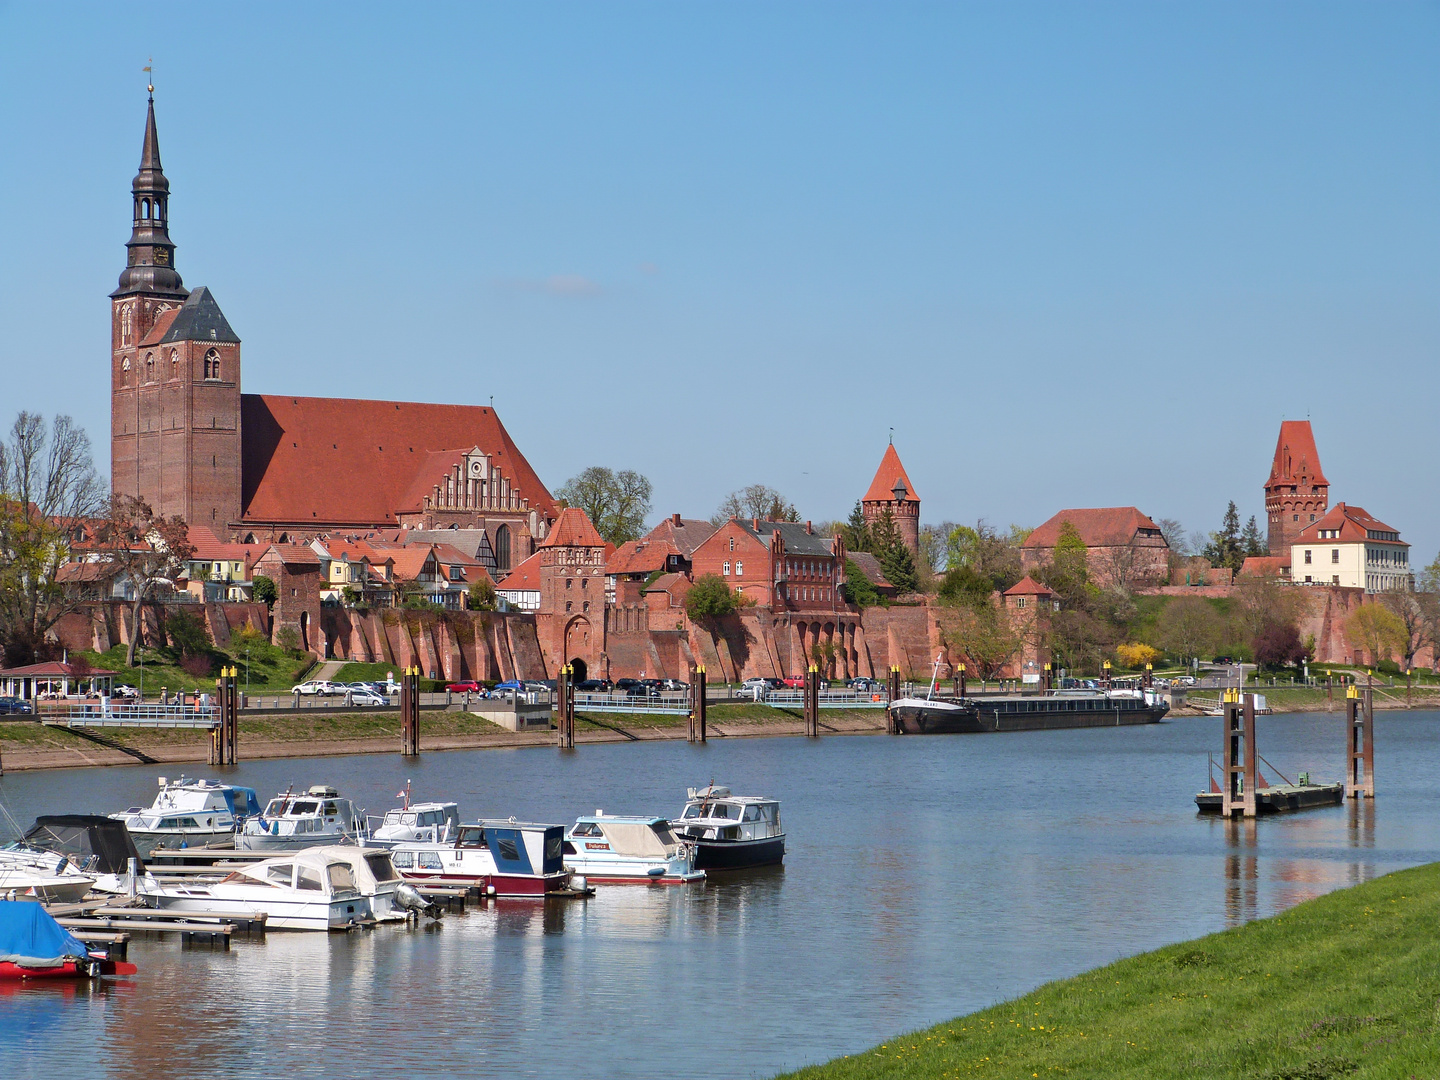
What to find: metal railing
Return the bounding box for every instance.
[67,702,219,729]
[760,689,888,709]
[573,693,691,715]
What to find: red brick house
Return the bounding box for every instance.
[1020,507,1170,589]
[252,544,323,654]
[690,519,847,613]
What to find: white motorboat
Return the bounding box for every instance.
[0,863,97,903]
[111,776,263,855]
[561,813,703,884]
[14,815,148,895]
[672,786,785,871]
[235,785,367,851]
[387,820,574,897]
[150,847,375,930]
[368,792,460,847]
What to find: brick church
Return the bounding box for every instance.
[108,93,555,572]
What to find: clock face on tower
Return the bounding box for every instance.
[154,249,169,265]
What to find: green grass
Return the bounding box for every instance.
[78,637,314,695]
[778,863,1440,1080]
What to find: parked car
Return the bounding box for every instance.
[1174,675,1197,687]
[848,677,879,692]
[625,684,659,698]
[781,676,805,689]
[291,680,340,696]
[111,684,140,700]
[0,697,34,715]
[345,688,388,707]
[614,678,641,691]
[577,679,612,692]
[446,680,484,693]
[657,678,686,692]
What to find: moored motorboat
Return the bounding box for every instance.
[561,813,703,884]
[0,900,137,980]
[672,786,785,871]
[387,820,574,897]
[235,785,367,851]
[367,792,460,848]
[148,847,375,930]
[111,776,262,855]
[18,815,149,895]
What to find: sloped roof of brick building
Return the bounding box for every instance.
[1023,507,1164,550]
[607,538,681,578]
[1239,556,1291,577]
[539,507,609,550]
[644,515,717,557]
[239,396,555,527]
[732,519,837,557]
[1267,420,1328,487]
[496,550,542,591]
[862,444,920,504]
[845,552,892,590]
[1293,503,1405,546]
[1003,575,1053,596]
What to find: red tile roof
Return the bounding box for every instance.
[1003,575,1053,596]
[239,395,555,527]
[186,526,264,564]
[255,544,322,567]
[137,308,180,347]
[1293,503,1405,546]
[862,444,920,504]
[539,507,609,550]
[496,550,542,591]
[1239,555,1291,577]
[1022,507,1165,549]
[607,538,681,577]
[1267,420,1328,487]
[0,661,117,677]
[846,551,892,589]
[642,515,717,557]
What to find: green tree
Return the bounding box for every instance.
[839,558,882,609]
[934,603,1022,681]
[555,466,653,547]
[252,575,277,607]
[684,574,737,622]
[165,608,212,658]
[467,577,497,611]
[840,501,872,554]
[1040,520,1091,603]
[869,507,919,594]
[1240,515,1268,558]
[1202,501,1245,572]
[937,564,994,610]
[1344,603,1407,667]
[1153,596,1223,665]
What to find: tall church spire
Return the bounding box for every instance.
[112,91,187,300]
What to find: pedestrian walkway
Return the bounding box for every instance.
[312,659,346,682]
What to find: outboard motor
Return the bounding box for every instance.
[395,882,440,919]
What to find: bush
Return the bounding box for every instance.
[1253,621,1307,670]
[180,653,215,677]
[166,608,212,658]
[1115,643,1162,670]
[685,574,737,621]
[275,625,301,652]
[467,578,497,611]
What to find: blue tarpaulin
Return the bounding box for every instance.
[0,900,88,966]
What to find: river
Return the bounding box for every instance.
[2,711,1436,1079]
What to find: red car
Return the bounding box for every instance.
[446,681,484,693]
[781,675,830,690]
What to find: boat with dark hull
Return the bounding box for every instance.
[1194,782,1343,815]
[889,689,1168,735]
[672,787,785,871]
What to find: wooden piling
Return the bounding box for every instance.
[688,665,707,743]
[1222,690,1258,818]
[555,664,574,749]
[401,667,420,756]
[1344,685,1374,798]
[803,664,819,737]
[957,662,966,698]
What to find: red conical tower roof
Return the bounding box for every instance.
[1266,421,1328,487]
[862,444,919,504]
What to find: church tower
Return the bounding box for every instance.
[111,91,243,529]
[861,442,920,556]
[1264,420,1328,553]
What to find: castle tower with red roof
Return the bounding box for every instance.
[861,442,920,556]
[1264,421,1329,553]
[110,90,243,529]
[535,508,613,681]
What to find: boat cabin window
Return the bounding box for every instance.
[297,866,325,891]
[494,836,520,862]
[651,823,679,845]
[265,799,287,816]
[417,852,443,870]
[323,801,339,816]
[712,803,739,819]
[396,812,417,826]
[392,850,414,869]
[267,864,294,886]
[571,822,604,837]
[290,800,319,816]
[364,853,399,883]
[546,834,562,862]
[458,827,486,847]
[326,864,356,892]
[742,805,762,821]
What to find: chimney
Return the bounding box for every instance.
[806,520,813,534]
[672,513,681,527]
[752,517,760,531]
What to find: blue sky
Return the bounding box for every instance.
[2,3,1436,562]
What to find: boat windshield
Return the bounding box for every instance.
[457,826,486,847]
[288,801,319,816]
[364,852,399,883]
[327,863,356,893]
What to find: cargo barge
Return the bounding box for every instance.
[888,688,1168,735]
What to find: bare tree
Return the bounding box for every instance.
[711,485,798,526]
[0,413,106,665]
[1378,588,1427,672]
[93,496,195,668]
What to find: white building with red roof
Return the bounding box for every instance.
[1291,503,1412,593]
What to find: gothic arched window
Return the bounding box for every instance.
[494,524,511,573]
[144,354,154,383]
[170,350,179,380]
[204,349,221,381]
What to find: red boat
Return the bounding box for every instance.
[0,900,137,981]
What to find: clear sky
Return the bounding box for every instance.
[2,3,1436,563]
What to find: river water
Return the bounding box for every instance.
[2,711,1437,1079]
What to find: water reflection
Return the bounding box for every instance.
[0,711,1436,1080]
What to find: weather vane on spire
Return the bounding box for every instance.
[144,58,153,96]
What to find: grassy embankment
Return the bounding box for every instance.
[75,637,315,695]
[0,703,885,758]
[778,863,1440,1080]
